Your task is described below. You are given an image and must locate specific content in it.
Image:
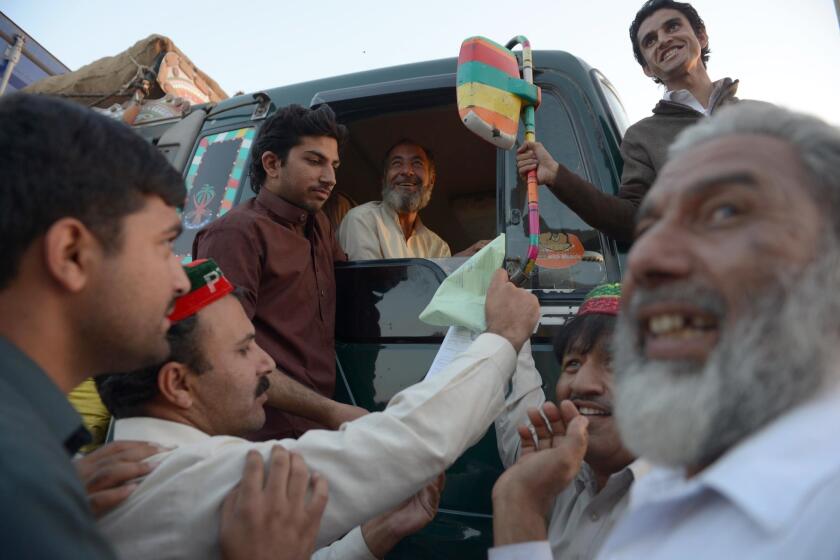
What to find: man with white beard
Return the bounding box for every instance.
[339,140,487,260]
[487,102,840,560]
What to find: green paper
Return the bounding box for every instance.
[419,234,506,332]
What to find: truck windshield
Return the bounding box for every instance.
[174,126,255,261]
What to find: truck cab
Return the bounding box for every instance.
[135,50,629,558]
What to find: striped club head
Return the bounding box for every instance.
[457,36,538,150]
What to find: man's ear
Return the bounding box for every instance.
[158,361,195,410]
[43,217,102,293]
[642,64,655,79]
[261,151,282,179]
[697,29,709,50]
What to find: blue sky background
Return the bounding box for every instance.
[4,0,839,125]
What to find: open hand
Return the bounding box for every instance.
[74,440,164,518]
[361,474,445,558]
[220,447,329,560]
[491,401,588,545]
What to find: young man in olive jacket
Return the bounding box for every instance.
[517,0,737,245]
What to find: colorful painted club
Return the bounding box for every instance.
[456,35,542,284]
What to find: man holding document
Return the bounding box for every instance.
[95,258,540,558]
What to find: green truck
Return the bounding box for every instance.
[133,50,628,558]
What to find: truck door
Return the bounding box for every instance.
[320,55,625,557]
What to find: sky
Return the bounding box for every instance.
[3,0,839,125]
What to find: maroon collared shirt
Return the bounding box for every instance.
[193,188,347,439]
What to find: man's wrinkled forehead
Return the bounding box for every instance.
[638,134,811,223]
[637,8,690,44]
[386,142,428,163]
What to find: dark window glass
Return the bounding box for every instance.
[504,90,609,291]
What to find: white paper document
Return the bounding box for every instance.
[425,325,481,380]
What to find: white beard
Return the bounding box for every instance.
[612,250,840,469]
[382,182,432,214]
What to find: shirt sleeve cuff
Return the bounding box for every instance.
[340,526,377,560]
[488,541,553,560]
[472,333,517,371]
[310,526,376,560]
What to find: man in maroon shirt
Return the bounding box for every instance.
[194,104,360,440]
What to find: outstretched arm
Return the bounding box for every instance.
[517,141,640,245]
[268,270,540,548]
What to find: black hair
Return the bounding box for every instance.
[629,0,710,84]
[96,313,209,419]
[248,104,348,193]
[553,313,617,364]
[0,94,186,289]
[381,138,436,177]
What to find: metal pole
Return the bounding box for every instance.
[505,36,540,285]
[0,34,25,95]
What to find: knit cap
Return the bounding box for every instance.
[168,258,234,322]
[576,283,621,317]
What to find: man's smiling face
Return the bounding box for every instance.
[381,142,434,214]
[637,8,707,84]
[625,134,821,364]
[556,332,633,470]
[613,132,832,469]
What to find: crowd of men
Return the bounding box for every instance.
[2,0,840,559]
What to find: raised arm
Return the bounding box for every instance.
[517,141,642,245]
[276,270,540,547]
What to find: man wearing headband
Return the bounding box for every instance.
[491,284,640,559]
[96,259,540,559]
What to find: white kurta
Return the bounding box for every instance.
[339,201,450,260]
[98,333,515,560]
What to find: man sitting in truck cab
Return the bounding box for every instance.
[516,0,737,246]
[339,139,488,260]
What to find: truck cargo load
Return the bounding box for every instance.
[24,34,228,124]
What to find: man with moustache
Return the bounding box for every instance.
[489,103,840,559]
[517,0,737,245]
[194,104,367,440]
[339,139,488,260]
[96,260,541,559]
[492,284,641,559]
